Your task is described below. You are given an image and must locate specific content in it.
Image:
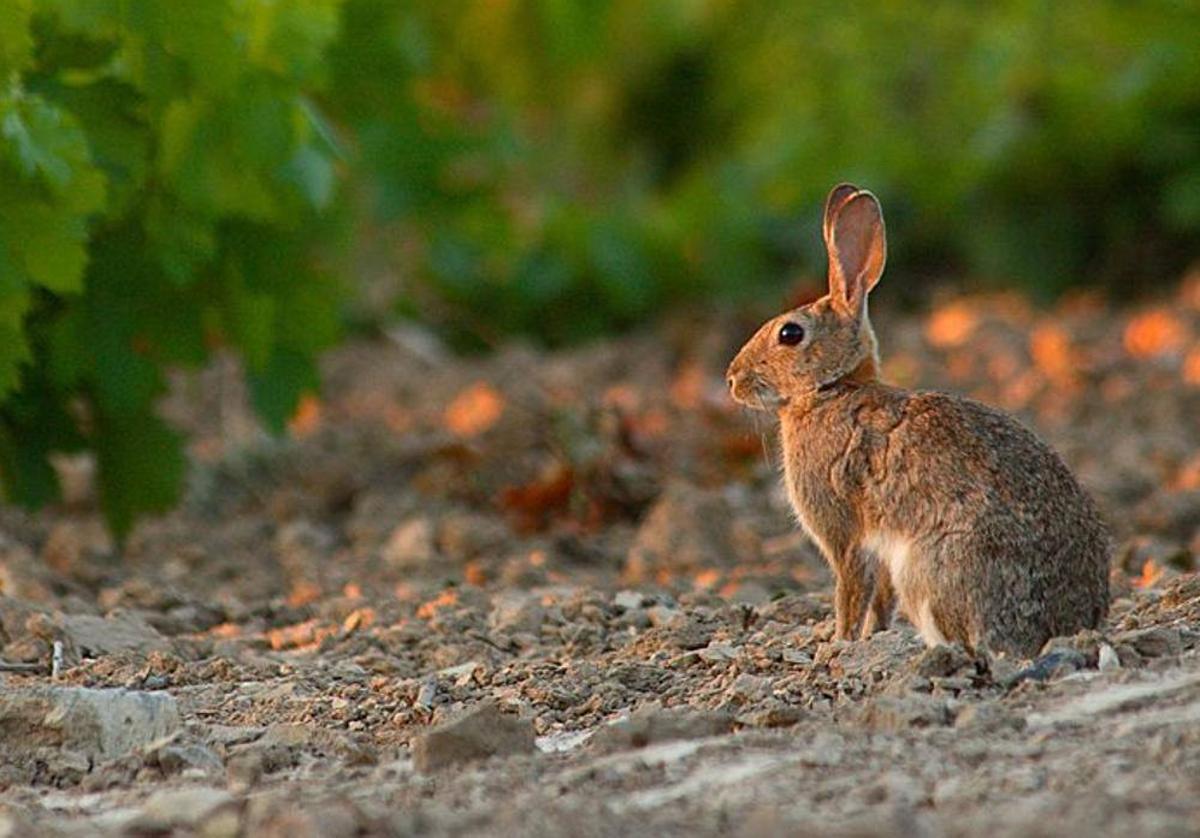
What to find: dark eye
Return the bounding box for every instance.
[778,322,805,346]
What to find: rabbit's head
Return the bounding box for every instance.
[727,184,887,410]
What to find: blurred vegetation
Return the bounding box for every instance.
[0,0,343,535]
[1,0,1199,533]
[327,0,1200,347]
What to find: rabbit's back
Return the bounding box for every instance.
[782,384,1111,655]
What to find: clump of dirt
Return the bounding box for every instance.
[0,279,1199,835]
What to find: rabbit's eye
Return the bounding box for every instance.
[778,322,805,346]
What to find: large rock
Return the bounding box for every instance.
[625,482,749,581]
[0,686,181,760]
[134,788,238,834]
[59,611,169,658]
[411,701,535,773]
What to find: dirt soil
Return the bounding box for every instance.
[1,279,1200,836]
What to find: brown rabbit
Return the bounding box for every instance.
[726,184,1110,657]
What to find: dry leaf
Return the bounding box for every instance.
[289,393,322,437]
[1124,309,1187,358]
[445,382,506,437]
[926,301,978,348]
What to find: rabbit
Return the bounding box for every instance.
[726,184,1110,657]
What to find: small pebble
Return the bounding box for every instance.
[1098,643,1121,672]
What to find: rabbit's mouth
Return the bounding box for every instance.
[727,372,787,411]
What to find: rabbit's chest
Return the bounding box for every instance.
[779,426,855,549]
[780,403,897,551]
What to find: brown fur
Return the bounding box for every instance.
[726,185,1110,657]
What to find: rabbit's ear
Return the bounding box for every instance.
[828,191,886,316]
[823,183,859,247]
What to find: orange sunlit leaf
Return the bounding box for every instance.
[464,560,487,586]
[343,582,363,599]
[1123,309,1187,359]
[342,607,375,632]
[287,580,322,607]
[289,393,322,438]
[1029,323,1074,381]
[602,384,640,412]
[925,302,978,349]
[209,622,242,639]
[718,581,741,599]
[694,568,721,590]
[268,619,335,651]
[1171,454,1200,491]
[444,382,505,437]
[1182,347,1200,387]
[499,465,574,533]
[1132,559,1164,589]
[417,589,459,620]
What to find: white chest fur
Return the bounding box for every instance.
[863,531,910,584]
[863,531,945,645]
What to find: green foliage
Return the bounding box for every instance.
[327,0,1200,347]
[3,0,1200,536]
[0,0,344,537]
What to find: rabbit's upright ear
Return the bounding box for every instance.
[827,190,886,317]
[823,183,859,246]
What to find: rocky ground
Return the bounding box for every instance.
[0,277,1199,836]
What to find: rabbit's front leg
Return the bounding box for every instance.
[833,549,874,640]
[860,570,895,638]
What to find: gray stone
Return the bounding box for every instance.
[625,482,743,580]
[613,590,646,611]
[1098,642,1121,671]
[698,642,737,663]
[911,643,972,678]
[137,787,237,830]
[859,695,952,732]
[728,673,772,702]
[1116,626,1183,659]
[954,701,1027,732]
[411,701,536,772]
[1011,648,1088,683]
[588,707,734,753]
[0,686,180,759]
[488,591,546,635]
[381,517,437,569]
[154,742,224,776]
[59,611,169,658]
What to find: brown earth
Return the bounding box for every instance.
[1,278,1199,836]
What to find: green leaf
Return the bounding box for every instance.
[0,278,30,395]
[0,93,93,193]
[0,0,32,75]
[223,275,276,369]
[248,347,318,433]
[284,143,336,210]
[0,198,92,292]
[0,358,87,507]
[0,422,60,509]
[94,408,184,541]
[42,79,149,217]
